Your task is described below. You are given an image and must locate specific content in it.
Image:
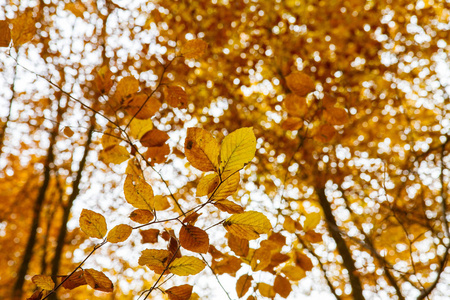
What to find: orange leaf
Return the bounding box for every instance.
[179,225,210,254]
[236,274,253,298]
[0,21,11,47]
[324,107,349,125]
[166,284,193,300]
[140,128,169,148]
[185,127,220,172]
[283,94,308,117]
[181,39,208,59]
[273,275,291,298]
[294,251,313,271]
[11,9,35,46]
[84,269,114,292]
[258,282,275,298]
[285,71,315,96]
[281,265,306,281]
[211,255,242,276]
[94,66,114,94]
[114,76,139,106]
[140,228,159,244]
[107,224,132,243]
[129,209,154,224]
[227,233,249,257]
[165,85,188,109]
[281,117,303,131]
[63,127,74,137]
[314,124,336,143]
[145,144,170,165]
[126,94,161,119]
[79,209,107,239]
[61,270,87,290]
[213,200,244,214]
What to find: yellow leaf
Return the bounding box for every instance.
[129,117,153,140]
[126,158,142,178]
[153,195,171,210]
[185,127,220,172]
[285,71,315,96]
[84,269,114,293]
[283,216,297,233]
[106,224,132,243]
[273,275,291,298]
[31,275,54,290]
[166,284,193,300]
[62,127,74,137]
[129,209,154,224]
[236,274,253,298]
[258,282,275,298]
[101,129,122,148]
[114,76,139,105]
[99,144,130,165]
[179,225,209,254]
[220,127,256,174]
[181,39,208,59]
[165,85,188,109]
[324,107,349,125]
[196,173,219,197]
[79,209,107,239]
[281,265,306,281]
[214,199,244,214]
[65,1,87,18]
[210,172,240,201]
[125,94,161,119]
[303,212,321,231]
[0,21,11,47]
[123,175,154,210]
[11,9,35,46]
[283,94,308,117]
[223,211,272,240]
[169,256,206,276]
[138,249,170,274]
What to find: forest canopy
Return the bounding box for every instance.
[0,0,449,299]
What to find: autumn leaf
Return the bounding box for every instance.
[126,94,161,119]
[223,211,272,240]
[61,270,87,290]
[196,173,219,197]
[31,275,54,290]
[284,94,308,117]
[236,274,253,298]
[185,127,220,172]
[11,9,35,46]
[281,265,306,281]
[294,251,313,271]
[324,107,349,125]
[129,209,154,224]
[227,233,249,257]
[65,1,87,18]
[213,199,244,214]
[179,225,209,253]
[165,85,188,109]
[138,249,170,274]
[62,127,74,137]
[79,209,107,239]
[285,71,315,96]
[114,76,139,105]
[152,195,171,210]
[123,175,154,210]
[140,128,169,148]
[140,228,159,244]
[273,275,292,298]
[129,117,153,140]
[166,284,193,300]
[181,39,208,59]
[0,21,11,47]
[107,224,132,243]
[94,66,114,94]
[145,144,171,164]
[258,282,275,298]
[99,145,130,165]
[281,117,303,131]
[314,124,336,143]
[220,127,256,174]
[303,212,321,231]
[210,172,240,201]
[84,269,114,292]
[169,256,206,276]
[211,255,242,276]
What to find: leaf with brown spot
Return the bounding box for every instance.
[185,127,220,172]
[79,209,107,239]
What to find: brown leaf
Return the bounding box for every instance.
[61,270,87,290]
[281,117,303,131]
[129,209,154,224]
[0,21,11,47]
[126,94,161,119]
[84,269,114,292]
[227,233,249,257]
[140,129,169,148]
[11,9,35,46]
[236,274,253,298]
[181,39,208,59]
[179,225,210,253]
[165,85,188,109]
[140,228,159,244]
[273,275,292,298]
[213,200,244,214]
[294,251,313,271]
[94,66,114,94]
[26,290,43,300]
[285,71,315,96]
[144,144,170,165]
[183,211,201,225]
[284,94,308,117]
[166,284,193,300]
[211,255,242,276]
[314,124,336,143]
[31,275,54,290]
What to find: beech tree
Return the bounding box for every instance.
[1,1,449,299]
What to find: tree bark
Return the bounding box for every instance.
[316,187,365,300]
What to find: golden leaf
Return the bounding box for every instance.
[281,265,306,281]
[285,71,315,96]
[283,216,297,233]
[258,282,275,298]
[84,269,114,293]
[129,209,154,224]
[125,94,161,119]
[99,144,130,165]
[196,173,219,197]
[31,275,54,290]
[303,212,321,231]
[153,195,171,210]
[210,172,240,201]
[181,39,208,59]
[129,117,153,140]
[0,21,11,47]
[106,224,132,243]
[324,107,349,125]
[11,9,35,46]
[123,175,154,210]
[227,233,249,257]
[65,1,87,18]
[223,211,272,240]
[166,284,193,300]
[213,200,244,214]
[114,76,139,105]
[273,275,291,298]
[179,225,209,254]
[165,85,188,109]
[185,127,220,172]
[281,117,303,131]
[314,124,336,143]
[79,209,107,239]
[169,256,206,276]
[140,228,159,244]
[236,274,253,298]
[220,127,256,174]
[138,249,170,274]
[211,255,242,276]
